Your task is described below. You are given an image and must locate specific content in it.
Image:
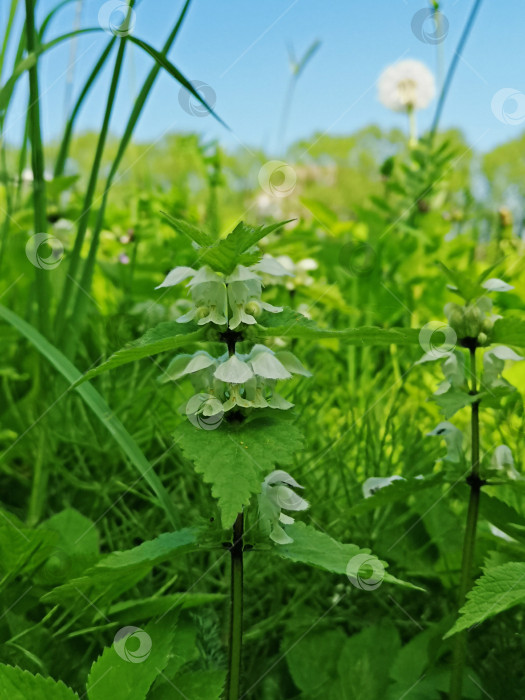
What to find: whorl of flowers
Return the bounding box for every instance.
[378,59,436,112]
[156,259,290,329]
[160,344,311,418]
[156,234,312,421]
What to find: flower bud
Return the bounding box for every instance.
[477,332,488,346]
[464,305,483,338]
[245,300,262,317]
[481,317,494,334]
[444,303,465,336]
[196,305,210,320]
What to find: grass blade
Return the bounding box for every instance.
[0,303,180,528]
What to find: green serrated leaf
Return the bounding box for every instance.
[42,529,201,607]
[257,307,420,344]
[273,522,420,589]
[492,317,525,348]
[151,670,226,700]
[0,664,79,700]
[97,528,201,568]
[445,562,525,637]
[160,212,213,247]
[78,322,206,384]
[175,417,303,528]
[431,387,482,419]
[198,220,292,274]
[286,630,346,697]
[437,261,483,302]
[479,494,525,542]
[39,508,99,558]
[86,613,177,700]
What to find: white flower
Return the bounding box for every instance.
[427,421,463,463]
[482,278,514,293]
[378,59,436,112]
[226,265,282,329]
[258,470,309,544]
[490,445,522,481]
[483,345,523,389]
[258,254,317,291]
[362,475,404,498]
[156,262,284,330]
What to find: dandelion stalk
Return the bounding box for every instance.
[407,105,417,148]
[227,511,244,700]
[449,345,482,700]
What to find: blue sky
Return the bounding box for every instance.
[3,0,525,155]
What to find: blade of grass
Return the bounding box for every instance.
[128,34,228,129]
[54,3,135,341]
[65,0,195,351]
[0,28,104,112]
[430,0,484,141]
[24,0,49,334]
[53,36,117,177]
[39,0,77,40]
[0,0,19,83]
[0,303,180,529]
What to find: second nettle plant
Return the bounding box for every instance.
[418,265,522,700]
[83,218,412,699]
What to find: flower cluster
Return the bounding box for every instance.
[444,278,514,346]
[257,470,309,544]
[156,259,291,329]
[161,344,311,419]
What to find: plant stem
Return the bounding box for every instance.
[449,346,481,700]
[54,2,135,341]
[226,512,244,700]
[407,106,417,148]
[25,0,49,334]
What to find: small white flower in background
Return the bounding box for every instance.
[258,470,309,544]
[427,421,463,463]
[378,59,436,112]
[258,254,317,291]
[490,445,522,481]
[362,475,405,498]
[481,278,514,293]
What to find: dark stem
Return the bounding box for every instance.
[226,512,244,700]
[450,346,481,700]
